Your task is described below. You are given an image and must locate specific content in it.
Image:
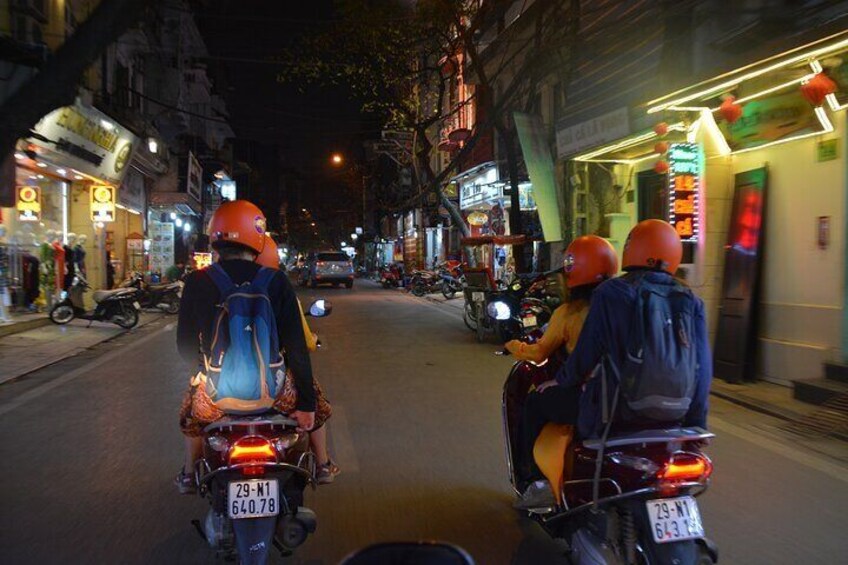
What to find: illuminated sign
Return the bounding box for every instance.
[16,186,41,222]
[719,91,821,152]
[193,252,213,270]
[467,211,488,226]
[668,143,701,242]
[90,185,116,222]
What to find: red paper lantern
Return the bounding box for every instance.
[654,141,669,154]
[654,160,669,174]
[654,122,669,136]
[800,72,837,107]
[719,96,743,124]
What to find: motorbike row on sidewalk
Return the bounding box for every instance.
[47,271,184,329]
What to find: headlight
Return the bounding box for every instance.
[487,300,512,321]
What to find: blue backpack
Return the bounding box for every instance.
[204,264,282,414]
[619,273,698,423]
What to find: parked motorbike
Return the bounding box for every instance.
[408,268,441,297]
[378,263,402,289]
[438,261,465,300]
[120,272,183,314]
[194,299,332,565]
[464,270,556,343]
[49,275,142,329]
[501,350,718,565]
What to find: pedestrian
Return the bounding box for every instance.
[174,200,316,494]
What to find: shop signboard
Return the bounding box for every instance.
[193,252,212,270]
[90,185,116,223]
[31,99,138,186]
[149,220,175,274]
[556,107,629,159]
[186,152,203,204]
[218,179,237,201]
[667,143,701,242]
[515,112,564,242]
[467,211,488,226]
[16,185,41,222]
[459,166,499,209]
[817,139,839,162]
[719,91,820,152]
[119,169,146,213]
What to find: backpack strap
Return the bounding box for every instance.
[251,266,277,294]
[206,263,236,299]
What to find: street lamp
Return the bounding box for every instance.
[351,233,359,241]
[331,153,343,166]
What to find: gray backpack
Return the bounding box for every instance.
[619,274,698,423]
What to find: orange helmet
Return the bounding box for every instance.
[207,200,267,254]
[563,235,618,288]
[622,219,682,274]
[256,234,279,269]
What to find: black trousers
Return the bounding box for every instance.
[519,385,580,486]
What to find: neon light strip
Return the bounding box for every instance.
[647,35,848,113]
[572,122,687,162]
[667,143,700,242]
[729,74,817,106]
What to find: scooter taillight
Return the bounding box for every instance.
[228,437,277,476]
[657,452,713,484]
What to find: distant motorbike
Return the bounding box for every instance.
[194,299,332,565]
[408,268,441,297]
[438,261,465,300]
[378,263,402,289]
[464,270,556,342]
[120,272,183,314]
[500,348,718,565]
[49,274,142,329]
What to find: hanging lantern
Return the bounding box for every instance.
[719,95,743,124]
[654,160,669,174]
[653,122,669,137]
[800,72,837,107]
[654,141,669,154]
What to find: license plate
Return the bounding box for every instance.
[522,315,537,328]
[133,302,140,309]
[228,479,280,519]
[472,292,485,302]
[647,496,704,544]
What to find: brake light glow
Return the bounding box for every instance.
[229,437,276,464]
[658,453,713,482]
[316,261,325,267]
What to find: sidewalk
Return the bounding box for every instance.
[0,312,51,339]
[0,313,164,385]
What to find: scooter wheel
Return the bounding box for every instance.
[114,305,139,329]
[49,304,75,325]
[161,296,180,314]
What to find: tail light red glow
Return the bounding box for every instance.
[229,437,276,465]
[658,453,713,483]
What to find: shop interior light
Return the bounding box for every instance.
[184,222,192,232]
[99,119,115,131]
[36,174,44,179]
[14,152,25,160]
[175,218,183,227]
[37,162,47,168]
[147,138,158,154]
[170,212,177,220]
[56,168,67,176]
[647,32,848,113]
[73,174,84,180]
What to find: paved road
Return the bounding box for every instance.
[0,281,846,564]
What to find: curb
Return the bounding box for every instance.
[0,313,167,386]
[0,316,51,339]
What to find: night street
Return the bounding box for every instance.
[1,282,846,564]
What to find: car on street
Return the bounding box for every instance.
[298,251,355,288]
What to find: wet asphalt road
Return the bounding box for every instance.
[0,281,846,564]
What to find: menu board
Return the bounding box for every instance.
[149,221,174,274]
[667,143,701,242]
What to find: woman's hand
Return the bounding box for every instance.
[536,379,558,392]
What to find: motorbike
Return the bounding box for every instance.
[408,268,441,297]
[438,261,465,299]
[378,263,402,289]
[500,349,718,564]
[120,271,183,314]
[49,274,142,329]
[193,299,332,565]
[464,269,556,343]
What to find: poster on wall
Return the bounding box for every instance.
[149,220,175,274]
[713,167,768,384]
[90,185,116,222]
[514,112,563,242]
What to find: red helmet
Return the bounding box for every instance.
[256,234,279,269]
[563,235,618,288]
[622,219,682,274]
[207,200,267,254]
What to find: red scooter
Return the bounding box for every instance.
[378,263,402,289]
[501,349,718,564]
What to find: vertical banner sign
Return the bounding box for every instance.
[668,143,700,242]
[90,185,116,222]
[514,112,564,242]
[16,186,41,221]
[149,221,175,274]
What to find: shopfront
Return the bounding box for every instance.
[557,31,848,386]
[0,98,138,313]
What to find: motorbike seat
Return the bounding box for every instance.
[582,427,714,450]
[533,423,574,506]
[203,411,298,434]
[93,288,135,303]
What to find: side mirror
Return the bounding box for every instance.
[308,299,332,317]
[341,542,475,565]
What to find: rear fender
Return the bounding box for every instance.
[232,517,276,565]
